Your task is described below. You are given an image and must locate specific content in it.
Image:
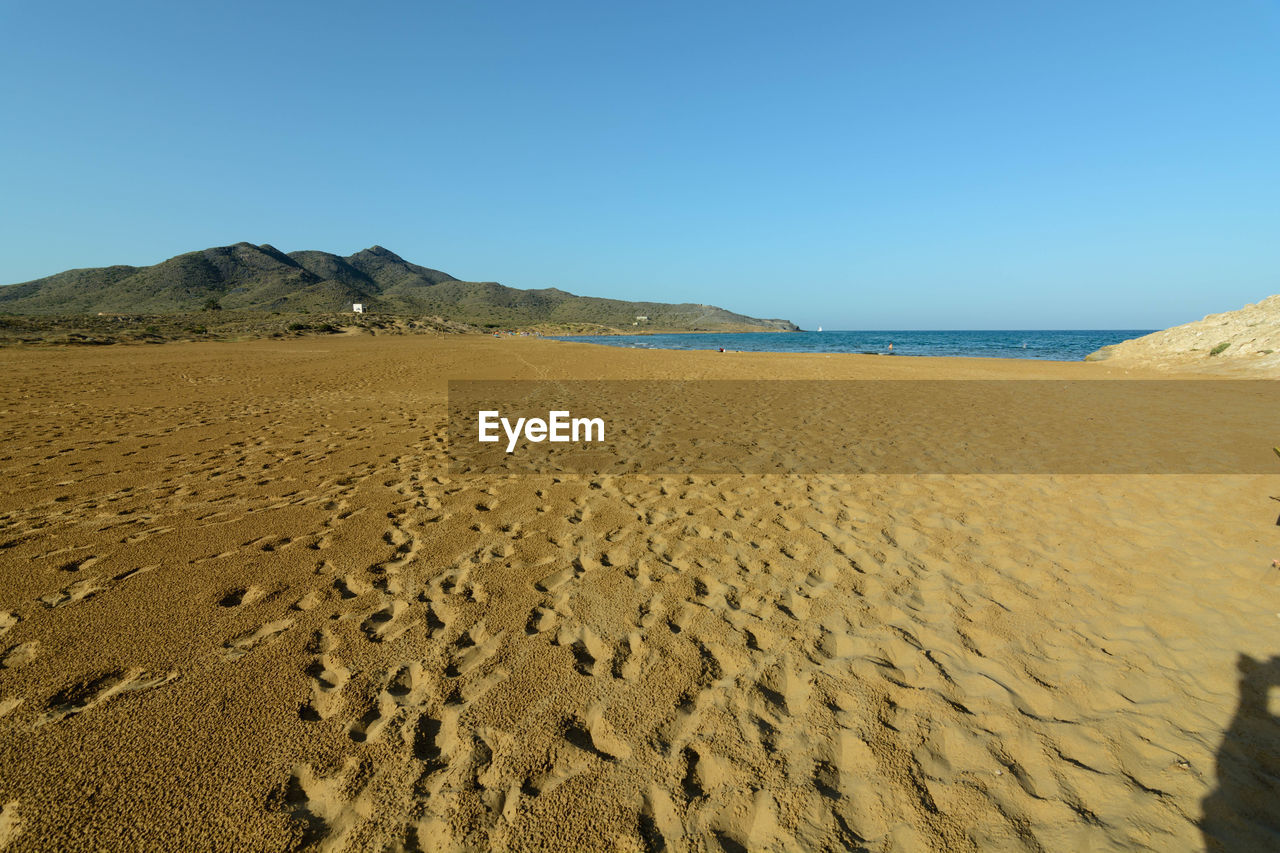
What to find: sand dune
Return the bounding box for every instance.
[1087,293,1280,374]
[0,336,1276,851]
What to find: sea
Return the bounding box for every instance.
[547,330,1154,362]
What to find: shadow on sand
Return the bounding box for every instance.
[1201,654,1280,851]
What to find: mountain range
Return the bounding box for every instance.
[0,243,798,332]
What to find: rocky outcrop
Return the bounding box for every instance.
[1086,295,1280,373]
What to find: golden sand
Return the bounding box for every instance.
[0,336,1276,851]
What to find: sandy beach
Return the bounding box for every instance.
[0,335,1275,852]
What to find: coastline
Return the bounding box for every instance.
[543,328,1156,365]
[548,326,801,336]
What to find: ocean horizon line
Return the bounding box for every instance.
[548,328,1156,362]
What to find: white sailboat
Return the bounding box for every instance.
[817,326,822,332]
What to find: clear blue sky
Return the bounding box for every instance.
[3,1,1277,329]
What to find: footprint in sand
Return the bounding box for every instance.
[385,661,428,707]
[361,600,408,643]
[300,630,351,722]
[416,597,449,638]
[642,786,684,850]
[111,565,158,583]
[347,692,398,744]
[348,660,434,744]
[39,578,104,609]
[218,585,269,608]
[536,565,579,594]
[0,800,21,850]
[57,555,99,573]
[525,606,559,636]
[583,702,633,761]
[552,623,608,678]
[612,632,646,681]
[435,563,487,604]
[279,757,372,853]
[36,667,179,726]
[334,575,370,599]
[446,623,503,677]
[377,521,421,574]
[220,619,294,662]
[37,558,160,611]
[0,642,39,670]
[408,671,511,850]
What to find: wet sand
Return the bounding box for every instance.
[0,335,1276,851]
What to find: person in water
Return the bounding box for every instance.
[887,342,893,353]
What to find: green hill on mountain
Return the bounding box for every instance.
[0,243,798,332]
